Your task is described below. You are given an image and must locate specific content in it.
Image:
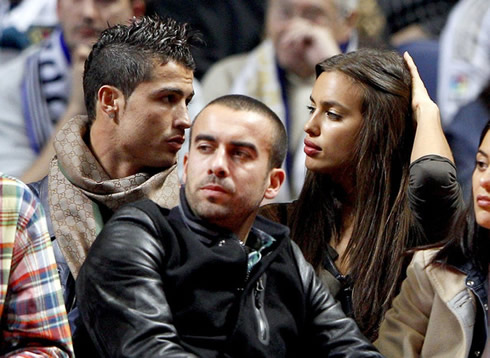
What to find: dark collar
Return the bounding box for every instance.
[172,186,290,243]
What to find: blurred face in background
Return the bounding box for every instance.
[265,0,354,77]
[57,0,145,51]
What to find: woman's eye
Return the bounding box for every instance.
[326,111,342,120]
[476,160,488,170]
[307,105,316,114]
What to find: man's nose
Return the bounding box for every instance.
[173,102,192,129]
[81,0,97,21]
[209,147,229,178]
[175,105,191,130]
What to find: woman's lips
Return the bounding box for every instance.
[304,138,322,156]
[476,194,490,209]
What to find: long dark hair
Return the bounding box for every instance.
[433,121,490,271]
[290,49,417,340]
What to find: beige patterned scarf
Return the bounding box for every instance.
[48,115,180,278]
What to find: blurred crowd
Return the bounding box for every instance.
[0,0,488,200]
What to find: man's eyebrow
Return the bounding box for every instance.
[194,134,216,143]
[230,141,257,153]
[193,136,257,151]
[151,87,194,99]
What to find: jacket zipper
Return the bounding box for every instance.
[235,238,249,290]
[253,275,270,344]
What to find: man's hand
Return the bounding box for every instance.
[277,18,341,78]
[66,44,91,117]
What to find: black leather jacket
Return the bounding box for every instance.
[76,196,383,357]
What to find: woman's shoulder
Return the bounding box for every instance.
[411,248,440,266]
[410,248,468,301]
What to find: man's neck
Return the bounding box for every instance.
[182,190,257,244]
[88,123,140,179]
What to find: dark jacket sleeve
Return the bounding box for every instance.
[408,154,464,245]
[291,242,384,357]
[76,204,198,358]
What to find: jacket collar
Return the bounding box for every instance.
[443,253,488,308]
[445,251,485,279]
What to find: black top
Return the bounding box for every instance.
[260,154,464,317]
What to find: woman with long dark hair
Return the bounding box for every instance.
[375,121,489,357]
[260,49,462,340]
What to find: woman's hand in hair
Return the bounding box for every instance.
[404,51,439,124]
[405,52,454,163]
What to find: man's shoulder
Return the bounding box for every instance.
[202,42,264,95]
[0,174,36,204]
[206,40,274,76]
[205,50,251,76]
[254,212,291,241]
[0,44,42,130]
[119,199,172,221]
[0,44,40,78]
[111,199,177,234]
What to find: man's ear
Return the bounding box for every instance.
[264,168,286,200]
[345,10,359,29]
[182,152,189,184]
[98,85,123,121]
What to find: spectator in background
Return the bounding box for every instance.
[377,0,458,101]
[0,0,145,182]
[146,0,267,80]
[0,0,58,62]
[378,0,457,47]
[438,0,489,124]
[0,174,73,357]
[202,0,385,202]
[438,0,490,199]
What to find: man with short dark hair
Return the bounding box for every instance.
[76,94,383,357]
[29,15,200,355]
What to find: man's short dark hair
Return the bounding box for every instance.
[83,15,201,120]
[192,95,288,169]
